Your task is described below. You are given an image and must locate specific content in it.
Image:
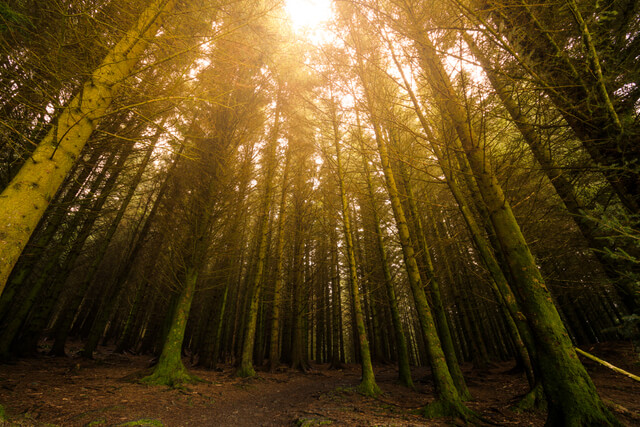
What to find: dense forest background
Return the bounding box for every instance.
[0,0,639,425]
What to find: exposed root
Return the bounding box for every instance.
[291,360,312,373]
[423,399,478,423]
[513,383,546,412]
[139,367,201,388]
[356,380,381,397]
[235,364,256,378]
[398,377,415,390]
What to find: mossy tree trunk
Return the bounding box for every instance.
[0,147,101,320]
[329,102,380,396]
[140,267,200,386]
[328,223,344,369]
[269,146,291,371]
[389,52,538,391]
[0,147,118,357]
[351,205,382,363]
[346,21,471,415]
[463,33,639,314]
[140,138,222,384]
[408,20,618,425]
[394,156,469,399]
[236,95,281,378]
[356,125,413,388]
[0,0,176,293]
[372,121,472,418]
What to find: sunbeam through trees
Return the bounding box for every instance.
[0,0,639,425]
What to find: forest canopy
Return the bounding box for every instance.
[0,0,638,425]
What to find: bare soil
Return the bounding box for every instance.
[0,341,638,426]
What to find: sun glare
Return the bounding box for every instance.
[285,0,332,31]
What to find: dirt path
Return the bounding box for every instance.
[202,370,350,425]
[0,342,638,426]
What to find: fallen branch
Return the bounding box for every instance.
[575,347,640,382]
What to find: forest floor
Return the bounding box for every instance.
[0,341,638,426]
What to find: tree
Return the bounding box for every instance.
[236,88,282,378]
[0,0,178,291]
[393,2,618,422]
[354,121,413,388]
[326,95,380,396]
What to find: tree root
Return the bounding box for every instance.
[513,383,546,412]
[422,399,497,425]
[235,364,256,378]
[139,367,202,388]
[423,398,476,421]
[356,380,381,397]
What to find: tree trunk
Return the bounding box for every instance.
[463,33,640,313]
[330,104,380,396]
[236,96,281,377]
[81,137,162,357]
[329,225,344,369]
[48,141,136,356]
[140,267,199,386]
[356,126,413,388]
[395,158,469,398]
[269,147,291,371]
[0,0,177,292]
[409,23,618,425]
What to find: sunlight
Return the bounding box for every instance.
[285,0,332,31]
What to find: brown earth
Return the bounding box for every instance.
[0,341,638,426]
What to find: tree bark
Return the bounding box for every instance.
[409,20,618,425]
[330,103,380,396]
[0,0,177,292]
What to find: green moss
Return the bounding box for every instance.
[295,417,333,426]
[514,383,546,412]
[139,367,201,388]
[423,399,476,421]
[235,364,256,378]
[0,404,7,422]
[115,418,164,426]
[356,379,381,397]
